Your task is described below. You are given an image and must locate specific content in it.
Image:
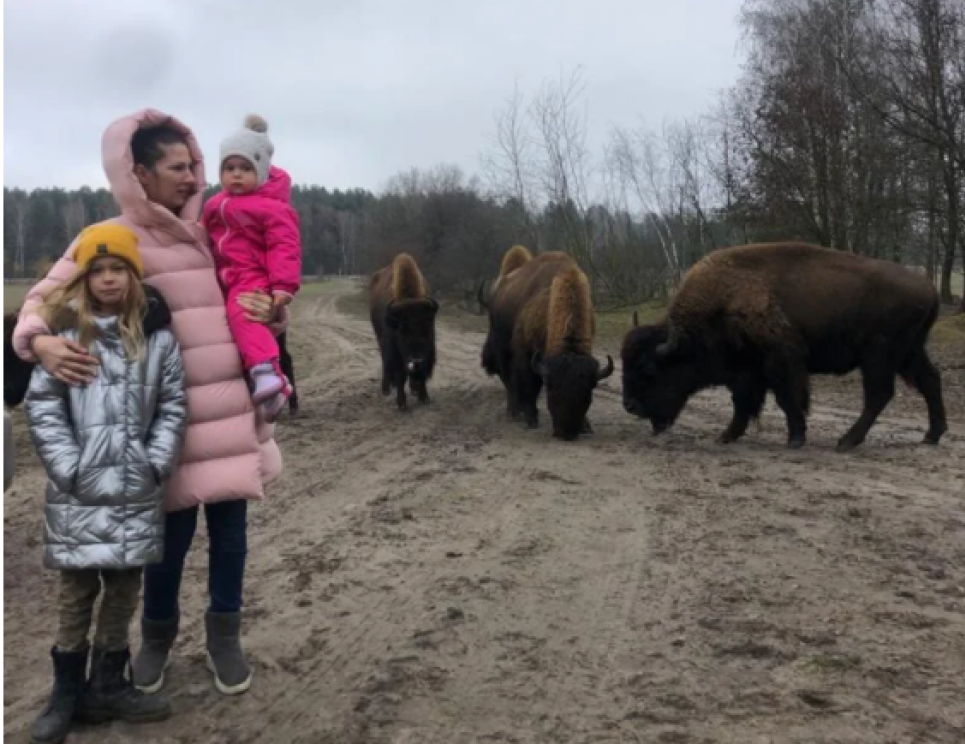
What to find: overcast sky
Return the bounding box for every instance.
[4,0,746,193]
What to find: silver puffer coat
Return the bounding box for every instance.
[25,311,187,569]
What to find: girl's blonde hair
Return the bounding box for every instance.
[39,258,148,360]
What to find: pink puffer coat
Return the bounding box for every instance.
[12,108,283,511]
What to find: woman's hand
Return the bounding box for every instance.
[31,336,99,386]
[236,291,274,324]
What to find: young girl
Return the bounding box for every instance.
[203,114,302,423]
[25,224,188,744]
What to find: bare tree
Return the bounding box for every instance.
[481,79,541,249]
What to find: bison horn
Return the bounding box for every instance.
[655,316,680,357]
[632,310,639,328]
[427,297,440,313]
[596,354,615,381]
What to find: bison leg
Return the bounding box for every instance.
[512,357,541,429]
[496,348,519,418]
[581,417,594,435]
[837,363,896,452]
[719,373,767,444]
[392,366,409,411]
[766,356,809,448]
[899,346,947,445]
[411,377,430,405]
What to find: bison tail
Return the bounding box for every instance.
[391,253,427,300]
[498,245,533,279]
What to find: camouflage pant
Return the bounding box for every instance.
[56,568,143,653]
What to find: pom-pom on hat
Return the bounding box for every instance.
[219,114,274,187]
[74,224,144,278]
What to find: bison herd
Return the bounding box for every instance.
[370,241,949,452]
[5,241,950,453]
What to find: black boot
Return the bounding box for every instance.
[80,647,171,725]
[31,646,88,744]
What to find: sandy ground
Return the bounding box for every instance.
[4,279,965,744]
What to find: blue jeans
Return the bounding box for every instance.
[143,499,248,620]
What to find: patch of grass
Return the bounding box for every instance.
[4,284,30,312]
[931,312,965,347]
[335,287,667,346]
[333,287,489,334]
[334,288,369,321]
[297,277,361,298]
[595,300,667,348]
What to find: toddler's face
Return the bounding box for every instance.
[221,156,258,195]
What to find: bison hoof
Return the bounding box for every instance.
[581,418,594,435]
[788,435,807,449]
[717,431,738,445]
[835,437,860,452]
[923,430,944,445]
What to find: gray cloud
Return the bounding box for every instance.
[4,0,745,192]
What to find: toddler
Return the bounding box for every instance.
[203,114,302,422]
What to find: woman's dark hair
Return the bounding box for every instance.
[131,125,188,169]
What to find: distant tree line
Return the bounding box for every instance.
[5,0,963,310]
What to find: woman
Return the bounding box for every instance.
[12,108,285,697]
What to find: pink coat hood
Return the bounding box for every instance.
[13,108,283,510]
[203,165,302,297]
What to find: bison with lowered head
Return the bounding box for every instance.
[621,242,948,451]
[482,245,614,440]
[369,253,439,411]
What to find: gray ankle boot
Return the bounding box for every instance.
[131,616,178,693]
[205,611,251,695]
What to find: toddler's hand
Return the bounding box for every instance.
[271,292,293,309]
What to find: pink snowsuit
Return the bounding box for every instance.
[203,165,302,370]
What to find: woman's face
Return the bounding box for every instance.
[135,142,197,212]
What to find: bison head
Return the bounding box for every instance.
[386,297,439,379]
[533,350,614,441]
[620,317,701,435]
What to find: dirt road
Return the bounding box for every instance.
[5,280,965,743]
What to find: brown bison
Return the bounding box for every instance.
[369,253,439,411]
[482,246,614,440]
[621,242,948,451]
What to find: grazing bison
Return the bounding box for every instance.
[483,246,614,440]
[621,242,948,451]
[369,253,439,411]
[276,330,298,414]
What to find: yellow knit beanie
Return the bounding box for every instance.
[73,224,144,278]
